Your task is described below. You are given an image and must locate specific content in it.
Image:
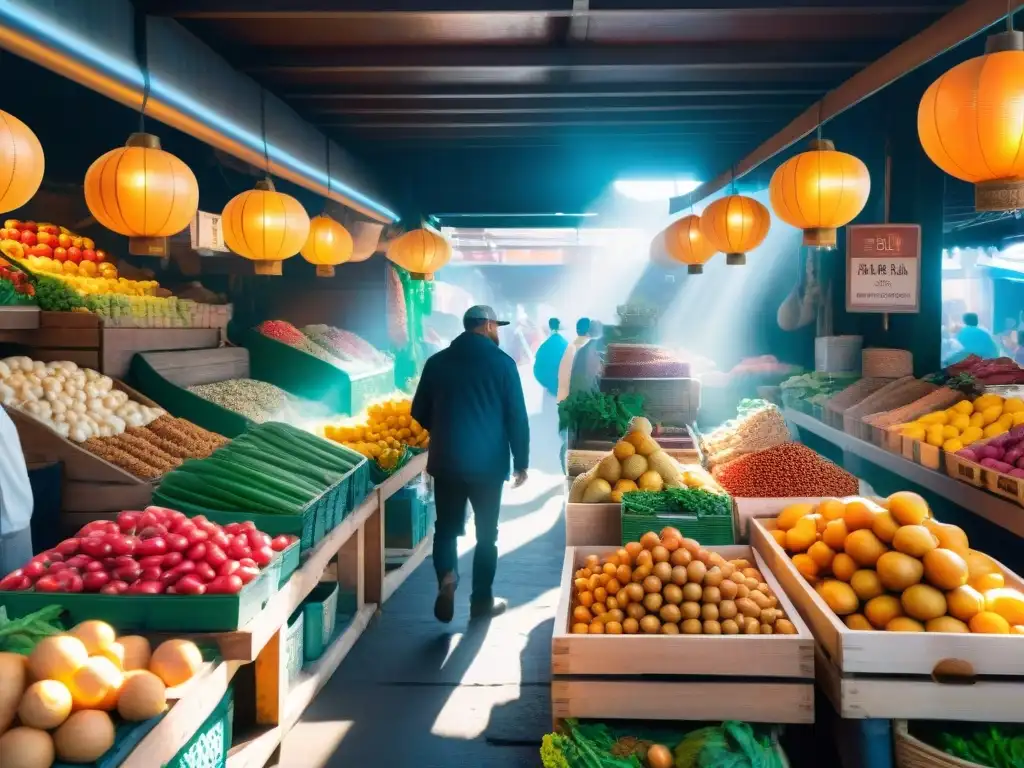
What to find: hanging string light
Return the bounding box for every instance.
[386,228,451,280]
[699,177,771,266]
[658,214,718,274]
[300,139,354,277]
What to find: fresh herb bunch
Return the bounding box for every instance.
[558,390,644,434]
[0,605,65,654]
[941,726,1024,768]
[620,490,677,516]
[35,275,86,312]
[621,487,731,518]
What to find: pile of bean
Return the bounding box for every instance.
[712,442,859,498]
[189,379,291,423]
[84,416,227,478]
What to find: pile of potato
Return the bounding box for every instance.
[570,528,797,636]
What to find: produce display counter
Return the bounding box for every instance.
[785,408,1024,539]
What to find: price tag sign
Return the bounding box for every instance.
[189,211,230,254]
[845,224,921,313]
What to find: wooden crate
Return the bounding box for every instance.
[101,328,221,379]
[751,518,1024,678]
[564,479,620,546]
[0,306,40,329]
[551,544,815,724]
[943,451,985,488]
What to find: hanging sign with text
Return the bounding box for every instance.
[846,224,921,313]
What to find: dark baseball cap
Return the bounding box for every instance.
[463,305,509,326]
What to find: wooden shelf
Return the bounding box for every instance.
[785,409,1024,538]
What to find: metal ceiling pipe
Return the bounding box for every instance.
[0,0,397,224]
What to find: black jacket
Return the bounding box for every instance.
[412,332,529,483]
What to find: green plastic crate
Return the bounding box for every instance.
[284,609,305,685]
[0,542,299,633]
[128,353,251,439]
[165,687,234,768]
[301,581,339,662]
[385,485,431,550]
[245,330,394,417]
[620,512,735,547]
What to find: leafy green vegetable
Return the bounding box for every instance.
[941,725,1024,768]
[558,391,644,435]
[0,605,66,654]
[542,734,573,768]
[621,487,732,518]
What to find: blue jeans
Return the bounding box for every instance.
[0,526,32,578]
[433,479,504,606]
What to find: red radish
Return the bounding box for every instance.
[195,562,217,583]
[250,547,274,568]
[162,552,184,569]
[138,525,167,540]
[106,534,137,556]
[218,561,241,578]
[138,556,165,570]
[34,575,62,592]
[140,566,162,582]
[236,563,260,585]
[114,563,142,583]
[0,570,25,590]
[205,544,227,569]
[174,575,207,595]
[135,537,167,557]
[84,560,105,573]
[165,533,189,552]
[209,531,230,550]
[270,535,291,552]
[80,538,113,559]
[82,571,110,592]
[117,510,141,532]
[126,580,164,594]
[23,561,46,579]
[206,574,243,594]
[186,543,207,562]
[46,562,71,573]
[227,540,251,561]
[63,573,84,593]
[55,539,80,556]
[64,553,94,570]
[100,580,129,594]
[137,510,162,530]
[185,527,209,545]
[246,530,271,550]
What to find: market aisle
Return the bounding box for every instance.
[273,468,567,767]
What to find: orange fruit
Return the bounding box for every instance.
[792,554,819,581]
[901,584,947,622]
[818,498,846,521]
[850,570,884,601]
[808,541,836,570]
[946,585,985,622]
[926,616,969,633]
[831,553,857,582]
[887,491,930,525]
[843,500,878,531]
[876,551,924,592]
[971,572,1005,592]
[969,611,1011,634]
[922,519,970,557]
[864,595,904,628]
[844,613,874,631]
[844,529,887,567]
[68,656,123,710]
[822,519,849,550]
[784,517,818,554]
[871,511,900,544]
[771,529,788,547]
[892,525,939,558]
[922,548,969,590]
[819,580,859,616]
[886,617,925,632]
[777,503,814,531]
[984,587,1024,625]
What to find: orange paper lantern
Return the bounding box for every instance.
[661,214,717,274]
[769,138,870,248]
[222,179,310,275]
[84,133,199,256]
[301,215,354,277]
[699,194,771,265]
[918,30,1024,211]
[0,109,44,214]
[386,228,451,280]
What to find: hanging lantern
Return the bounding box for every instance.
[0,109,45,214]
[768,138,870,248]
[84,133,199,257]
[660,214,718,274]
[222,179,310,276]
[386,228,451,280]
[699,194,771,265]
[301,214,353,277]
[918,29,1024,212]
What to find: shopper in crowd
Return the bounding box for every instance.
[533,318,567,403]
[1015,331,1024,367]
[569,319,606,398]
[950,312,999,363]
[412,305,529,623]
[0,407,34,577]
[556,317,591,403]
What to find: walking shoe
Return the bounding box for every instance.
[434,573,457,623]
[470,597,508,620]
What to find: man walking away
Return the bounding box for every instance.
[533,318,567,409]
[412,305,530,623]
[0,407,34,577]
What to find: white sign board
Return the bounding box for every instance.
[845,224,921,314]
[189,211,230,254]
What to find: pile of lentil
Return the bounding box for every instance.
[256,319,345,365]
[84,416,227,478]
[712,442,859,498]
[188,379,292,423]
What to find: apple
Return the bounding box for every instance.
[94,250,107,263]
[53,247,68,263]
[57,233,72,249]
[37,224,58,235]
[82,237,95,250]
[29,244,53,259]
[20,230,36,246]
[66,246,82,264]
[20,221,37,233]
[3,220,20,230]
[71,237,84,249]
[81,249,97,262]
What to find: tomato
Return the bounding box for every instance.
[171,518,194,535]
[165,533,189,553]
[126,580,164,595]
[138,525,167,540]
[250,547,274,568]
[173,575,207,595]
[138,555,165,570]
[240,521,257,532]
[226,540,251,561]
[205,574,243,594]
[65,554,93,570]
[82,571,110,592]
[100,580,128,595]
[194,562,217,583]
[23,561,47,579]
[236,564,259,585]
[162,552,184,569]
[0,570,25,590]
[46,562,71,573]
[192,515,210,526]
[208,531,230,550]
[63,574,84,593]
[223,523,244,535]
[105,534,137,556]
[84,560,105,573]
[246,530,271,550]
[55,538,80,556]
[113,563,142,583]
[137,510,162,531]
[205,544,228,569]
[218,561,241,578]
[34,575,62,592]
[270,535,291,552]
[80,538,113,559]
[140,566,162,582]
[186,542,208,561]
[185,527,209,545]
[112,555,137,569]
[116,511,140,533]
[135,537,168,558]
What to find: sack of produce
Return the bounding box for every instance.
[701,401,792,468]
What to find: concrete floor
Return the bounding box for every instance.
[274,468,566,768]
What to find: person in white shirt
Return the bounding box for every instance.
[555,318,592,470]
[0,408,33,576]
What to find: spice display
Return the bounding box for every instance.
[147,415,227,454]
[81,416,224,479]
[902,393,1024,454]
[322,396,429,461]
[769,493,1024,634]
[188,378,292,423]
[570,529,796,636]
[256,319,343,364]
[713,442,858,498]
[603,343,691,379]
[700,400,791,467]
[303,324,390,368]
[153,422,366,517]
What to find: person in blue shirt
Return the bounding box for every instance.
[950,312,999,364]
[533,317,567,403]
[412,305,530,623]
